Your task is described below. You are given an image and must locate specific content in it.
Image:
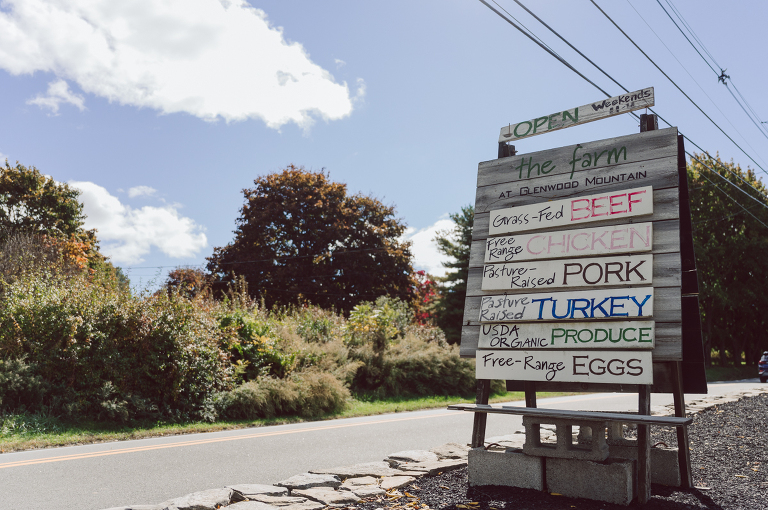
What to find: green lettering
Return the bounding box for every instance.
[564,329,578,344]
[514,121,532,138]
[533,116,548,133]
[551,328,566,344]
[607,146,628,164]
[639,327,653,343]
[541,160,554,174]
[562,108,578,124]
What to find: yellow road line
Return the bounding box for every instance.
[0,412,455,469]
[0,392,630,470]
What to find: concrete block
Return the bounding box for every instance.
[522,416,608,461]
[609,445,681,487]
[547,457,634,506]
[467,447,544,490]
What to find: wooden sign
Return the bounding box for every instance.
[489,186,653,236]
[478,321,655,349]
[482,254,653,291]
[480,288,654,322]
[476,349,654,384]
[484,223,653,263]
[498,88,654,143]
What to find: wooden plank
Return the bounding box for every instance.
[481,254,653,291]
[479,287,654,323]
[498,87,654,142]
[471,220,680,265]
[471,380,491,448]
[469,251,681,296]
[448,404,692,426]
[466,322,681,360]
[476,157,677,214]
[463,286,682,327]
[472,187,681,241]
[480,127,678,187]
[638,385,652,504]
[478,321,655,350]
[482,222,652,264]
[489,186,653,236]
[476,349,654,384]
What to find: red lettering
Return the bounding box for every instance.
[571,198,591,220]
[609,194,627,214]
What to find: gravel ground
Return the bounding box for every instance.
[354,393,767,510]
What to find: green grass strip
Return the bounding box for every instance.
[0,391,579,453]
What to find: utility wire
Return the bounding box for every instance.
[655,0,768,140]
[624,0,767,162]
[694,166,768,231]
[490,0,768,204]
[589,0,768,178]
[686,152,768,212]
[476,0,614,100]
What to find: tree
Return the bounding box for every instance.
[164,267,213,299]
[207,165,413,312]
[433,205,473,345]
[0,162,101,272]
[688,153,768,366]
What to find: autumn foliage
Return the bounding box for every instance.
[207,165,414,312]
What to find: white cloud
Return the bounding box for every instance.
[404,218,455,278]
[26,78,85,114]
[334,58,346,68]
[0,0,360,128]
[70,181,207,264]
[128,185,157,198]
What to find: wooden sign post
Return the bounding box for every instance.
[455,91,706,505]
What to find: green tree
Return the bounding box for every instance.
[0,162,106,275]
[207,165,413,312]
[433,205,473,345]
[688,153,768,366]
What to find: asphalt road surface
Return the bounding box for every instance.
[1,379,764,510]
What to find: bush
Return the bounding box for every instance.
[0,358,47,412]
[216,369,349,420]
[0,270,230,422]
[350,331,475,398]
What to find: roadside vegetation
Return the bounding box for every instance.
[2,160,766,453]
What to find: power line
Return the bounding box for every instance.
[655,0,768,141]
[624,0,768,161]
[589,0,768,178]
[485,0,768,206]
[693,166,768,231]
[686,152,768,213]
[476,0,614,100]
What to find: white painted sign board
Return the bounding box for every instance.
[482,254,653,291]
[498,88,654,143]
[489,186,653,236]
[484,223,653,263]
[478,321,655,350]
[479,288,654,322]
[476,349,654,384]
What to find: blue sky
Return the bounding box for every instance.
[1,0,766,289]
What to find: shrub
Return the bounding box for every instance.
[0,270,230,422]
[218,309,295,382]
[0,357,47,412]
[345,296,413,351]
[216,369,349,420]
[349,329,475,398]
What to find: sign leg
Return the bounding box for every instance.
[471,379,491,448]
[524,381,537,408]
[637,385,652,504]
[671,362,693,488]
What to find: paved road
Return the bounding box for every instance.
[1,379,764,510]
